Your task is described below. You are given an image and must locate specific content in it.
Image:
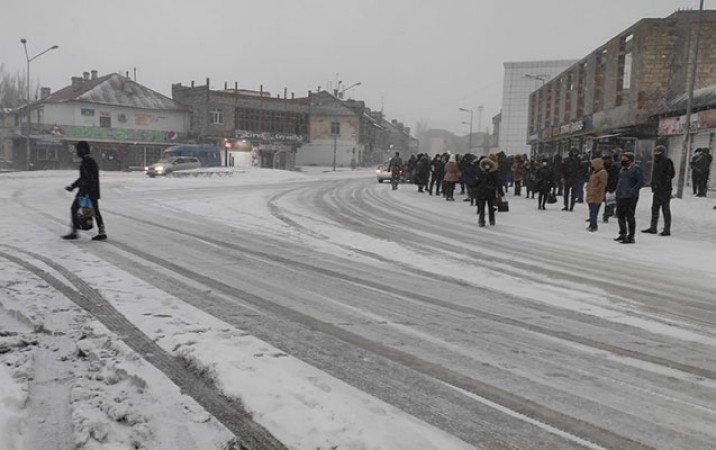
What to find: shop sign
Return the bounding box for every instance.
[658,109,716,136]
[234,129,305,143]
[63,125,181,142]
[559,119,585,136]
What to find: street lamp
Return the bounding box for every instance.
[338,81,361,99]
[21,38,59,170]
[459,107,473,153]
[523,73,547,86]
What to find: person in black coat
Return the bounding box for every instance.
[428,154,445,196]
[535,159,554,210]
[63,141,106,240]
[475,157,502,227]
[560,147,581,211]
[642,145,675,236]
[460,154,479,205]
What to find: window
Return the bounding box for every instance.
[209,108,224,125]
[623,34,633,90]
[330,121,340,136]
[99,116,111,128]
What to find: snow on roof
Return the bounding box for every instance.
[653,84,716,116]
[44,73,188,111]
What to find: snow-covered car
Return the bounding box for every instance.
[376,162,403,183]
[145,157,201,177]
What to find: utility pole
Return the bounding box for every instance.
[459,107,473,153]
[676,0,704,199]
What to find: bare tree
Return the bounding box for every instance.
[0,64,31,109]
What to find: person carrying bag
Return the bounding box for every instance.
[63,141,107,241]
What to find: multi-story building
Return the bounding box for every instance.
[499,60,577,156]
[172,80,309,170]
[9,71,190,171]
[527,10,716,186]
[173,81,415,169]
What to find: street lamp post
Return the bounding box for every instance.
[20,38,59,170]
[331,121,340,171]
[523,73,546,86]
[459,107,473,153]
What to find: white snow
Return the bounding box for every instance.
[1,165,715,449]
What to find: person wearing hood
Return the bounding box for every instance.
[475,157,502,226]
[585,158,608,231]
[614,152,644,244]
[63,140,106,241]
[535,159,554,210]
[642,145,675,236]
[442,154,460,201]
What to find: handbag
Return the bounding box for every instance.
[497,199,509,212]
[76,195,95,230]
[547,192,558,204]
[605,192,616,206]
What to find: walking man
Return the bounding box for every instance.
[642,145,675,236]
[63,140,107,241]
[614,152,644,244]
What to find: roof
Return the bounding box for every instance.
[44,73,188,111]
[653,84,716,116]
[310,91,356,116]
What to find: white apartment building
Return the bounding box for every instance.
[499,60,576,156]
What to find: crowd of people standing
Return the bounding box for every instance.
[385,143,713,243]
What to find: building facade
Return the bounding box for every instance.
[654,84,716,191]
[172,80,309,170]
[527,10,716,187]
[499,60,576,156]
[9,71,190,171]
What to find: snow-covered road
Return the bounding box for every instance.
[1,167,715,450]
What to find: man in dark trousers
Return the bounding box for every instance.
[642,145,675,236]
[428,153,445,196]
[614,152,644,244]
[63,140,107,241]
[560,147,581,211]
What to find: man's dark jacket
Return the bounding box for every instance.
[70,155,101,200]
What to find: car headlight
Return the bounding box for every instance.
[156,167,164,173]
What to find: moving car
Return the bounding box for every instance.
[376,162,404,183]
[145,156,201,177]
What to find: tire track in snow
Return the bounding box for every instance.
[0,247,288,450]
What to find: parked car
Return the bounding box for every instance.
[376,162,404,183]
[145,157,201,177]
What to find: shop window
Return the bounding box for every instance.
[37,147,58,161]
[100,116,111,129]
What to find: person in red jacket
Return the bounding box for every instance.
[63,141,107,241]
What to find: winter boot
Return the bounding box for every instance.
[92,226,107,241]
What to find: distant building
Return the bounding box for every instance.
[172,79,309,170]
[8,71,190,171]
[527,9,716,187]
[499,60,577,157]
[172,81,416,169]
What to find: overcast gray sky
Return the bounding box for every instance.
[1,0,704,134]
